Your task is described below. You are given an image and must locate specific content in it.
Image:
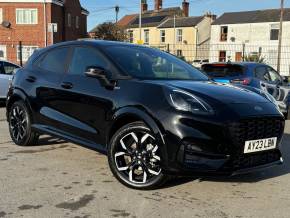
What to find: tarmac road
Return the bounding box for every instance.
[1,106,290,218]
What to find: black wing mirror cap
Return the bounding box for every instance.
[85,66,116,89]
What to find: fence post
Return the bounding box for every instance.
[242,43,245,62]
[19,41,23,67]
[167,44,170,53]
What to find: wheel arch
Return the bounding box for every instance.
[107,107,165,147]
[6,88,33,121]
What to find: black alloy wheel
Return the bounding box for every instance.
[8,101,39,146]
[108,121,167,189]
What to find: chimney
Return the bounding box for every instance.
[182,0,189,17]
[141,1,148,13]
[205,12,217,21]
[155,0,162,11]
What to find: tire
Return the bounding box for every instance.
[8,101,39,146]
[108,121,168,190]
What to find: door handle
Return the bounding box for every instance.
[61,82,73,89]
[26,76,36,83]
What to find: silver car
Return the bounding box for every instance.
[0,60,20,100]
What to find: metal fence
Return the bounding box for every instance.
[149,43,290,76]
[1,40,290,76]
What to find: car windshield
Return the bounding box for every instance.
[104,45,209,81]
[202,64,245,78]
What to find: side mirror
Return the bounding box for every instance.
[282,76,289,83]
[85,66,116,89]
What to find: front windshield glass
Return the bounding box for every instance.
[104,45,209,80]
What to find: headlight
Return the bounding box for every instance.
[167,89,214,115]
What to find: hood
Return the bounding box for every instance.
[151,80,269,104]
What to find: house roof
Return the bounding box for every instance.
[117,14,138,27]
[213,8,290,25]
[124,7,184,28]
[158,16,204,28]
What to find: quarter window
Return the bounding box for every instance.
[17,46,38,62]
[255,66,270,81]
[16,9,38,24]
[38,47,69,73]
[69,47,109,75]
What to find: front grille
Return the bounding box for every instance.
[232,150,281,170]
[227,117,284,169]
[228,117,284,154]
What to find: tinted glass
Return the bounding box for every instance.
[104,46,208,80]
[69,47,109,75]
[268,67,282,83]
[39,47,69,73]
[202,64,244,78]
[255,66,270,81]
[3,62,19,75]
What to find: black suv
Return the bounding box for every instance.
[6,41,285,189]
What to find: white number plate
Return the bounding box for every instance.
[244,137,277,154]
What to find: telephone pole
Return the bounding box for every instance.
[277,0,284,74]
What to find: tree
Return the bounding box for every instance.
[90,22,127,41]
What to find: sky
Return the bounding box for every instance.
[80,0,290,31]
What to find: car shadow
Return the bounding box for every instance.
[37,135,67,146]
[162,133,290,188]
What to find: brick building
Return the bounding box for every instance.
[0,0,89,64]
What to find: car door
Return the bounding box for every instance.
[31,46,71,130]
[0,61,19,99]
[56,45,117,148]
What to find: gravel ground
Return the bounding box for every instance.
[0,106,290,218]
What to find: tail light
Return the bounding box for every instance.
[230,78,251,85]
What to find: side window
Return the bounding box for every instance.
[38,47,69,73]
[3,62,19,75]
[68,47,109,75]
[268,67,282,83]
[255,66,270,81]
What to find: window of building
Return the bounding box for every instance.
[144,29,149,44]
[17,46,38,62]
[16,9,37,24]
[0,8,3,24]
[38,47,69,72]
[0,45,6,60]
[76,16,79,29]
[220,26,228,41]
[68,13,71,27]
[69,47,109,75]
[128,31,134,43]
[160,30,165,43]
[219,51,226,62]
[176,29,183,43]
[270,24,279,40]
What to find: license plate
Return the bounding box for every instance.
[244,137,277,154]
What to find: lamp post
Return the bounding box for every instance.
[139,0,142,42]
[277,0,284,74]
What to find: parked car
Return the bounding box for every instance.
[201,62,290,119]
[6,41,285,189]
[192,59,209,68]
[0,60,20,101]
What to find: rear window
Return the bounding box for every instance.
[202,64,245,78]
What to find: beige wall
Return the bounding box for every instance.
[127,26,198,61]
